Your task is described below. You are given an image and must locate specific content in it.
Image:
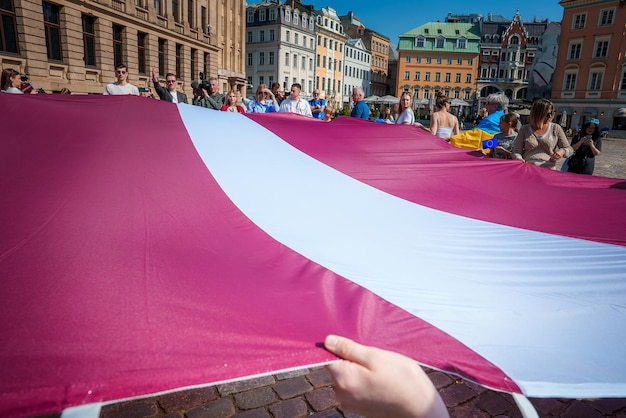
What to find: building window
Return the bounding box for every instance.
[309,58,313,70]
[175,43,182,78]
[269,29,275,41]
[187,0,193,27]
[247,9,253,23]
[293,53,297,67]
[564,72,577,91]
[301,55,305,69]
[0,0,18,53]
[284,9,290,22]
[269,51,274,65]
[269,8,276,21]
[404,71,409,80]
[457,37,467,49]
[425,72,430,81]
[247,52,252,66]
[247,31,252,43]
[201,6,206,33]
[572,13,586,30]
[414,36,424,48]
[82,14,96,67]
[286,30,290,43]
[154,0,161,16]
[620,68,626,91]
[259,8,265,21]
[447,57,452,65]
[259,75,264,85]
[260,30,265,42]
[435,72,440,82]
[203,51,209,79]
[158,38,166,76]
[43,1,62,61]
[294,33,298,44]
[259,52,264,65]
[172,0,179,23]
[137,32,146,74]
[468,58,473,65]
[414,71,420,81]
[190,47,196,80]
[435,36,444,48]
[416,56,421,63]
[445,73,450,82]
[589,70,603,90]
[436,57,442,64]
[426,56,431,64]
[599,8,614,26]
[285,52,289,65]
[293,12,298,25]
[455,73,461,82]
[568,42,582,60]
[466,73,471,83]
[593,39,609,58]
[405,56,410,63]
[112,24,123,66]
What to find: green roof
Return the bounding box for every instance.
[398,22,481,53]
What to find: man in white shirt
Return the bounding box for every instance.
[279,83,312,117]
[103,64,140,96]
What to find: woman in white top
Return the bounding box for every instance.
[1,68,23,94]
[430,92,459,140]
[395,92,415,125]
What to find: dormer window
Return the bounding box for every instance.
[456,36,467,49]
[285,9,291,22]
[437,29,442,34]
[436,35,445,48]
[424,28,429,34]
[414,35,425,47]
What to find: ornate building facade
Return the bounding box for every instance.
[0,0,246,94]
[314,6,346,103]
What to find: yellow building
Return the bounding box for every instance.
[314,6,346,103]
[0,0,246,94]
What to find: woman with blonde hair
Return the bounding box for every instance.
[395,92,414,125]
[1,68,23,93]
[512,98,572,169]
[220,89,245,113]
[246,83,279,113]
[430,92,459,140]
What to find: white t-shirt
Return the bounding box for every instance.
[279,97,312,117]
[396,108,415,125]
[103,82,140,96]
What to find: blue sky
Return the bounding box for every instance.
[330,1,565,46]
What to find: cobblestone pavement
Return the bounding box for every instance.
[45,140,626,418]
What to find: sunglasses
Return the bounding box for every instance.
[116,70,127,75]
[166,79,177,83]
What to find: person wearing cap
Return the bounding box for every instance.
[567,118,602,175]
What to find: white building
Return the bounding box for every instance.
[245,0,317,97]
[343,38,371,106]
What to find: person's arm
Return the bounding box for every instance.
[324,335,449,418]
[512,126,528,161]
[453,116,460,136]
[550,124,572,162]
[591,137,602,156]
[304,100,313,117]
[430,113,439,134]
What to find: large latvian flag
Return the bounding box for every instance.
[1,94,625,417]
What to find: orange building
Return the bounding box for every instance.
[314,6,346,103]
[552,0,626,132]
[396,22,480,111]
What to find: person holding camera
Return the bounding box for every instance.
[1,68,23,94]
[151,66,188,104]
[567,119,602,175]
[195,77,224,110]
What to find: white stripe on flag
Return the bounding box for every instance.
[178,105,626,398]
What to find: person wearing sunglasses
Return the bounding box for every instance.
[103,63,139,96]
[512,98,572,169]
[151,66,188,104]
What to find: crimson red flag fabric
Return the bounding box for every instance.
[1,94,625,417]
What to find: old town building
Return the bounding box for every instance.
[1,0,246,95]
[342,38,371,105]
[552,0,626,133]
[340,11,389,98]
[314,6,346,104]
[396,22,480,112]
[245,0,316,97]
